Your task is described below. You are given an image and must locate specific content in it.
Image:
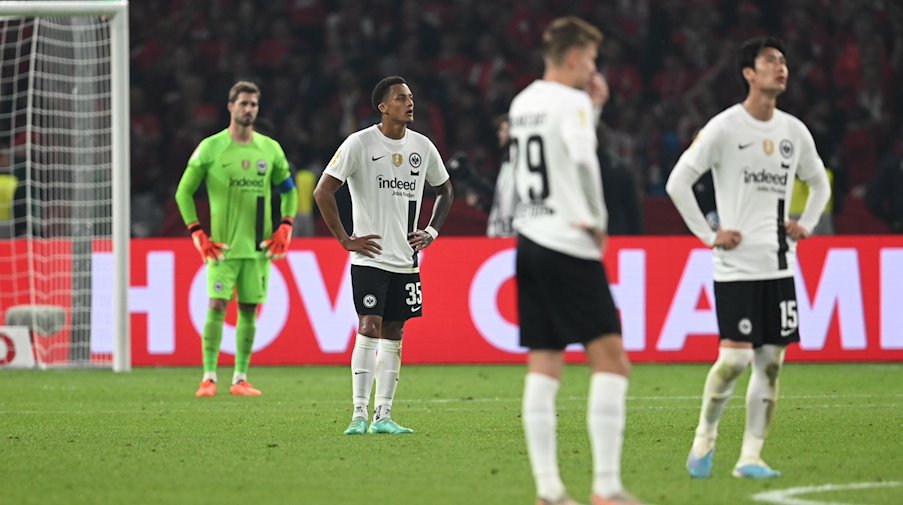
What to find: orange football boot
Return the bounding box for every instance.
[194,379,217,398]
[229,380,262,397]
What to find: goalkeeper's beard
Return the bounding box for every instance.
[237,116,254,127]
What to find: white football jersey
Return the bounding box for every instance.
[324,125,450,273]
[509,80,608,260]
[668,104,830,281]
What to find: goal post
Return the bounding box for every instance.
[0,1,130,371]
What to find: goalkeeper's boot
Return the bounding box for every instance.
[343,417,368,436]
[229,380,262,397]
[686,448,715,479]
[537,495,584,505]
[733,459,781,479]
[194,379,217,398]
[591,491,649,505]
[369,418,414,435]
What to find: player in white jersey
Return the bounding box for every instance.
[666,37,831,480]
[510,17,646,505]
[314,76,453,436]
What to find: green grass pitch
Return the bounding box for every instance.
[2,364,901,505]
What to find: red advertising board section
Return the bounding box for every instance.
[128,236,903,366]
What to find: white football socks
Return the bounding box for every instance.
[374,338,402,421]
[202,372,217,383]
[692,347,754,455]
[232,372,247,385]
[740,345,785,464]
[350,334,379,420]
[523,372,566,502]
[588,372,628,499]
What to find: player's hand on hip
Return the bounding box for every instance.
[573,223,608,254]
[785,220,809,240]
[713,228,742,250]
[190,226,229,264]
[407,230,434,251]
[261,220,293,261]
[343,234,382,257]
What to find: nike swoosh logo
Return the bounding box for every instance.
[780,328,796,337]
[738,142,753,149]
[371,155,385,161]
[353,370,366,375]
[410,171,420,176]
[780,162,790,169]
[410,305,421,312]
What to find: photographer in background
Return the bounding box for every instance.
[446,152,495,214]
[447,114,518,237]
[486,115,517,237]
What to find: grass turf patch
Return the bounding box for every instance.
[1,364,900,505]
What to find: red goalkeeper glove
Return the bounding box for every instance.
[188,223,228,264]
[261,218,293,260]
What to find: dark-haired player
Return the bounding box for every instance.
[666,37,830,479]
[314,76,453,435]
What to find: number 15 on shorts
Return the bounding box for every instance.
[405,282,422,311]
[779,300,798,337]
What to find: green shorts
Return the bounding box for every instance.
[206,257,271,304]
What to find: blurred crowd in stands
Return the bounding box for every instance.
[124,0,903,237]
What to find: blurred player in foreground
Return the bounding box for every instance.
[509,16,646,505]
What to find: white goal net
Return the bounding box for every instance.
[0,2,129,370]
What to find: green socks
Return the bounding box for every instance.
[202,308,226,374]
[234,309,256,375]
[202,308,256,378]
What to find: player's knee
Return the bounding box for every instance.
[763,361,782,384]
[754,345,786,385]
[209,299,228,312]
[358,326,379,339]
[358,320,381,338]
[715,347,754,380]
[600,348,631,378]
[381,322,404,341]
[237,303,257,314]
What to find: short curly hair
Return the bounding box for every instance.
[371,75,407,115]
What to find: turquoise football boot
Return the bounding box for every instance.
[687,449,715,479]
[369,418,414,434]
[343,417,368,435]
[733,460,781,479]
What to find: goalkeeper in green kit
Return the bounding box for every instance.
[175,81,298,398]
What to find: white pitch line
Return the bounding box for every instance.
[2,392,900,416]
[752,481,903,505]
[3,402,901,416]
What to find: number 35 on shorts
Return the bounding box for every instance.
[405,282,422,309]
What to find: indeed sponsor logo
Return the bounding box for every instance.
[229,177,265,188]
[377,175,416,191]
[743,169,787,186]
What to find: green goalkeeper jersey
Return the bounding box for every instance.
[175,129,293,260]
